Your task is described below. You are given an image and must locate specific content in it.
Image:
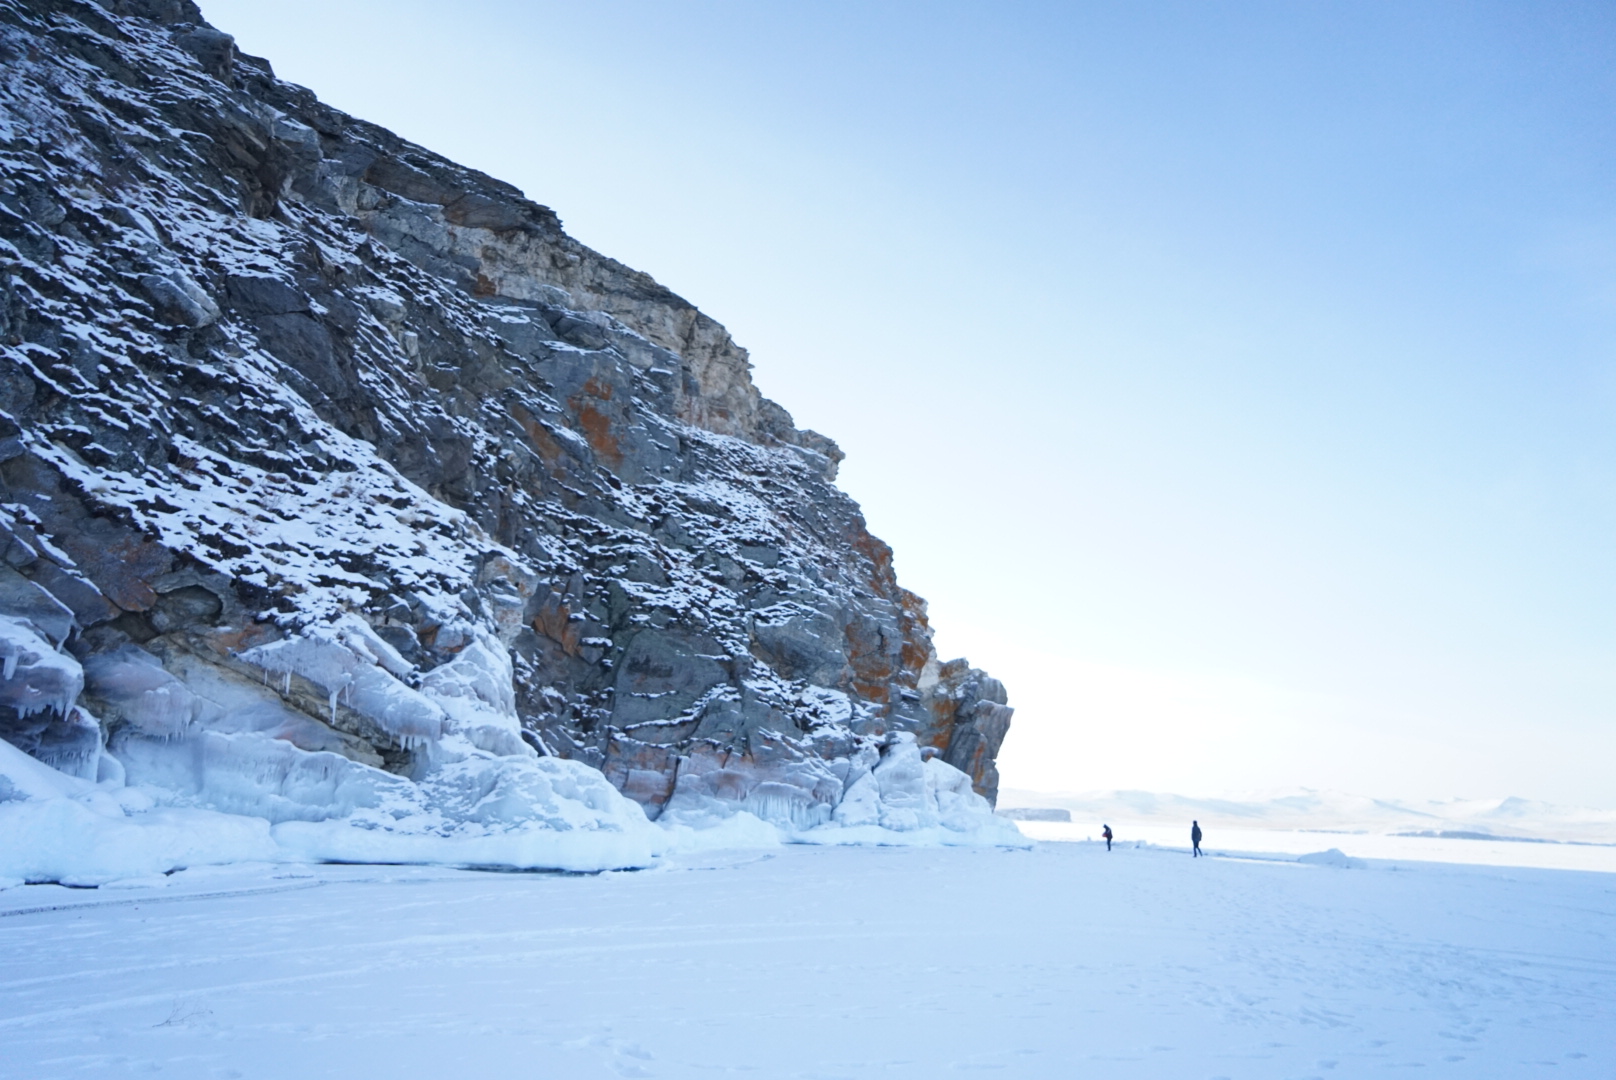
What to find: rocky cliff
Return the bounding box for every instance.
[0,0,1013,851]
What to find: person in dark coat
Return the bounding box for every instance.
[1191,820,1203,857]
[1102,824,1113,851]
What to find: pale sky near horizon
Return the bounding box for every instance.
[201,0,1616,807]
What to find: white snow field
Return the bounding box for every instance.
[1017,821,1616,875]
[2,839,1612,1079]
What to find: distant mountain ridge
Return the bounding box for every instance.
[997,787,1616,845]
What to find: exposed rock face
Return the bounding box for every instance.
[0,0,1011,826]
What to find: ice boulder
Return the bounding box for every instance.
[870,732,937,831]
[0,614,101,779]
[654,731,1023,847]
[0,613,83,721]
[0,797,281,888]
[114,728,412,824]
[0,730,91,804]
[1299,848,1368,869]
[0,736,279,887]
[2,723,666,883]
[87,643,387,767]
[110,720,664,872]
[82,645,197,738]
[274,752,666,872]
[812,734,1026,847]
[418,634,529,757]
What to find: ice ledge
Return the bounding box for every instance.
[0,731,1025,888]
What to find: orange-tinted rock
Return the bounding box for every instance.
[0,0,1012,816]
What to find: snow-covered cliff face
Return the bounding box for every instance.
[0,0,1013,853]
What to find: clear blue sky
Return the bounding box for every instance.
[202,0,1616,806]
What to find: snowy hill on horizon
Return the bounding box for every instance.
[997,786,1616,846]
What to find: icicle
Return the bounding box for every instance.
[3,650,16,681]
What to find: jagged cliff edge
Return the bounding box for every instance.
[0,0,1019,878]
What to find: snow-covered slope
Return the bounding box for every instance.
[0,0,1020,878]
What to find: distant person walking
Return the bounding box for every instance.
[1102,824,1113,851]
[1191,820,1203,857]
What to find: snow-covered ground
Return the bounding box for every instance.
[3,835,1612,1079]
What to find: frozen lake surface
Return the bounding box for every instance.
[1018,820,1616,874]
[2,839,1612,1079]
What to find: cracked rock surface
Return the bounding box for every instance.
[0,0,1012,833]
